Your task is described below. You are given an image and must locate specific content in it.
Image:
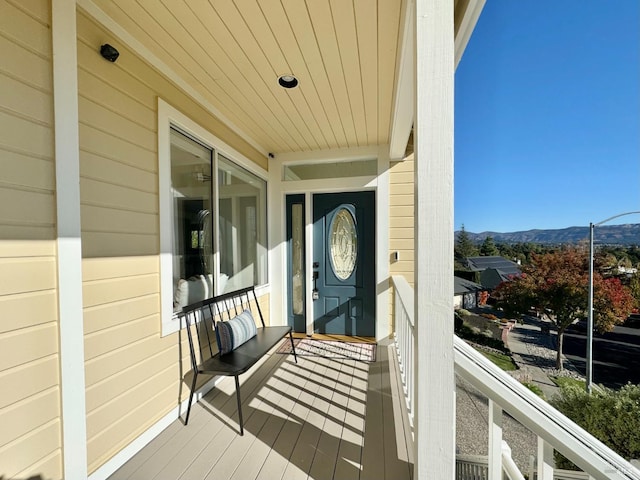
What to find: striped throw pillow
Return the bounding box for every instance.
[215,309,257,355]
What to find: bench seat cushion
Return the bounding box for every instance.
[201,326,292,376]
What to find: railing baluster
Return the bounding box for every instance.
[538,437,554,480]
[390,275,640,480]
[488,399,503,480]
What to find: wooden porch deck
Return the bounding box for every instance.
[107,339,413,480]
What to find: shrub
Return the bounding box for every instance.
[550,383,640,469]
[521,382,545,399]
[457,309,472,316]
[456,322,510,353]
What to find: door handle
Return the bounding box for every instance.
[312,270,319,300]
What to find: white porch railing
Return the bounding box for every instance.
[392,273,415,428]
[390,275,640,480]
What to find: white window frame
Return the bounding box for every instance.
[158,98,269,336]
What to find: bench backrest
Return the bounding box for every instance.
[181,286,266,372]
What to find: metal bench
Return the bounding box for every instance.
[181,286,297,434]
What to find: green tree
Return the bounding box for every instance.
[479,236,499,256]
[629,273,640,309]
[454,225,478,270]
[494,247,634,370]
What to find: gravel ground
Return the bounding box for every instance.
[455,316,584,473]
[456,375,536,473]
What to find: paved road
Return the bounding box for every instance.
[563,325,640,389]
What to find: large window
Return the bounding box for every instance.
[170,128,215,310]
[218,155,267,292]
[162,118,268,333]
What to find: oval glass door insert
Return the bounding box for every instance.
[329,207,357,280]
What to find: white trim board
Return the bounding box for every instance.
[52,1,88,478]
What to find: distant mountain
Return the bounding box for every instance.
[458,224,640,246]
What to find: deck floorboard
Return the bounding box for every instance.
[107,341,413,480]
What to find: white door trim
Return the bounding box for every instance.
[268,148,390,341]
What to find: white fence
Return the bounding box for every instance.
[390,275,640,480]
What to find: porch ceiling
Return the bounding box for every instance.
[84,0,405,156]
[82,0,480,158]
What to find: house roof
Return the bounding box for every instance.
[465,256,521,275]
[85,0,482,157]
[454,276,485,295]
[479,268,513,290]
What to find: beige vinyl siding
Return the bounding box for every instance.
[0,1,62,479]
[389,157,415,285]
[389,156,415,332]
[77,11,269,473]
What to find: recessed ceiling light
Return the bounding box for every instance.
[278,74,299,89]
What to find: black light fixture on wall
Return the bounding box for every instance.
[100,44,120,62]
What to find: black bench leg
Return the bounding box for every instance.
[185,372,198,425]
[234,375,244,436]
[289,331,298,363]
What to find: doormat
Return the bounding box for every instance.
[276,338,376,362]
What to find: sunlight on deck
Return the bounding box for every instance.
[107,340,413,480]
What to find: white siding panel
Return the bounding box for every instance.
[80,178,157,214]
[0,187,55,227]
[79,95,156,152]
[0,420,61,479]
[85,347,175,412]
[80,204,158,235]
[0,110,53,159]
[0,72,53,125]
[0,148,54,191]
[84,294,159,335]
[7,0,51,25]
[81,150,158,194]
[79,123,157,173]
[0,290,56,334]
[0,34,52,91]
[0,387,60,448]
[0,257,56,296]
[83,256,158,282]
[84,335,175,387]
[0,322,58,371]
[82,274,159,308]
[0,355,59,410]
[84,314,158,361]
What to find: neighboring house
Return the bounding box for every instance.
[454,276,486,310]
[1,2,634,480]
[465,255,522,290]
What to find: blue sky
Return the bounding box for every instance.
[454,1,639,233]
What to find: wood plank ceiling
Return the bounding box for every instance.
[87,0,405,155]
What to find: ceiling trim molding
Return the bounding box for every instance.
[275,145,380,165]
[388,0,415,161]
[77,0,269,158]
[454,0,486,68]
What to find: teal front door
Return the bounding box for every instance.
[312,192,375,337]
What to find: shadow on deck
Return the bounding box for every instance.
[107,339,413,480]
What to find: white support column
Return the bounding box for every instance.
[413,0,455,478]
[52,1,88,478]
[537,437,555,480]
[488,400,503,480]
[376,145,391,341]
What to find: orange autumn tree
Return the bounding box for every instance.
[494,247,634,370]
